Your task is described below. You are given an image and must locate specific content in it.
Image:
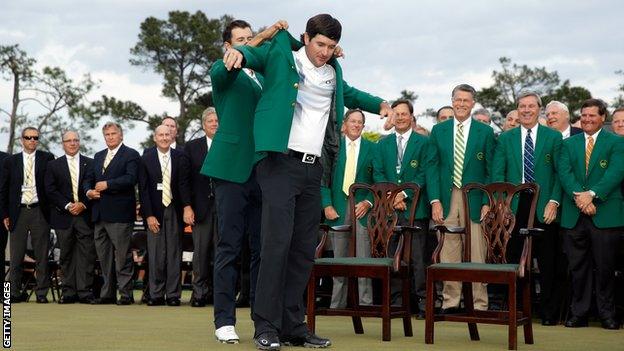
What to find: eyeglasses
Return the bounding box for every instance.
[452,98,473,104]
[62,139,80,143]
[22,136,39,141]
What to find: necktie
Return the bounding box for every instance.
[343,141,356,195]
[102,150,114,174]
[69,156,79,202]
[161,154,171,207]
[23,154,35,204]
[585,136,594,175]
[396,135,404,174]
[453,123,465,188]
[524,129,535,183]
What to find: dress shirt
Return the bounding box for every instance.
[21,151,38,204]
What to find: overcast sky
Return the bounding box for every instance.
[1,0,623,154]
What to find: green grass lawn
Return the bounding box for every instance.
[8,292,622,351]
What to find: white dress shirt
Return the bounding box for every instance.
[287,47,336,156]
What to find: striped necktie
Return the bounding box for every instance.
[396,135,404,174]
[585,135,594,175]
[23,154,35,204]
[68,156,79,202]
[161,154,171,207]
[453,123,465,188]
[524,129,535,183]
[102,150,114,174]
[342,141,356,195]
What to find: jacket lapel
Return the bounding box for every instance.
[401,133,419,175]
[533,125,547,163]
[462,121,480,173]
[587,131,607,176]
[79,155,88,185]
[355,139,369,177]
[511,128,523,172]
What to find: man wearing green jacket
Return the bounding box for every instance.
[223,14,393,350]
[201,19,287,344]
[321,109,373,309]
[558,98,624,330]
[372,99,437,317]
[428,84,495,313]
[492,91,563,325]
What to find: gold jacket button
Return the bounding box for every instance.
[291,102,296,107]
[293,83,299,89]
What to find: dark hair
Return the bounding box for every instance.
[162,116,178,127]
[344,109,365,124]
[581,98,608,118]
[300,14,342,43]
[21,127,39,137]
[612,107,624,116]
[391,99,413,114]
[436,105,453,117]
[222,20,252,44]
[451,84,476,99]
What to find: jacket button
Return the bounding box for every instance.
[293,83,299,89]
[291,65,295,69]
[291,102,296,107]
[398,180,402,183]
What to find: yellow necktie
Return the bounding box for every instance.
[162,154,171,207]
[69,157,79,202]
[102,151,114,174]
[453,123,465,188]
[342,141,356,195]
[23,154,34,204]
[585,136,594,175]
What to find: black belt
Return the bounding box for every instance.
[286,150,320,164]
[20,203,39,209]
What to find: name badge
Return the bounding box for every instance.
[156,183,164,191]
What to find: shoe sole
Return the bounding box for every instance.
[282,341,331,348]
[254,340,280,350]
[215,337,239,344]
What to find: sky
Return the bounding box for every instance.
[1,0,623,154]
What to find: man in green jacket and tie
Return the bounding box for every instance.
[428,84,496,313]
[223,14,393,350]
[492,91,563,325]
[558,98,624,330]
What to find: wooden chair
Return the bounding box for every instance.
[425,182,541,350]
[306,182,421,341]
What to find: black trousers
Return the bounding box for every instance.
[564,215,620,320]
[253,153,322,338]
[56,216,96,298]
[213,169,262,328]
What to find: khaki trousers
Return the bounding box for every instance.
[440,187,488,310]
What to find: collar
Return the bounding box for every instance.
[345,135,362,147]
[107,143,122,155]
[65,153,80,161]
[584,128,602,140]
[395,128,412,141]
[521,123,539,135]
[157,148,171,159]
[294,46,326,72]
[454,117,472,131]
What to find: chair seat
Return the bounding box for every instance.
[430,262,519,272]
[315,257,394,267]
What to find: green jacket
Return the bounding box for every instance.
[492,125,563,223]
[428,118,496,222]
[372,131,434,220]
[237,30,383,155]
[200,60,264,183]
[321,138,374,226]
[558,129,624,229]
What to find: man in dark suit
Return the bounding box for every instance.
[492,91,564,325]
[546,100,582,139]
[0,151,8,285]
[45,131,96,304]
[139,125,192,306]
[0,127,54,303]
[84,122,140,305]
[558,98,624,330]
[185,108,219,308]
[224,14,392,349]
[161,116,184,150]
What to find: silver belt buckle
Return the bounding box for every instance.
[302,153,316,164]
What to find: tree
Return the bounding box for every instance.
[128,10,228,145]
[476,57,560,117]
[542,79,592,121]
[394,89,418,104]
[612,70,624,109]
[1,44,98,153]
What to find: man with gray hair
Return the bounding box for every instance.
[184,107,219,308]
[84,122,140,305]
[472,108,491,125]
[546,100,582,139]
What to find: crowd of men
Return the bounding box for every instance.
[1,13,623,351]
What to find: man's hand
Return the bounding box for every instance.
[94,181,108,192]
[146,216,160,234]
[257,20,288,41]
[431,201,444,224]
[69,202,86,216]
[582,202,597,216]
[183,206,195,226]
[2,218,9,231]
[379,101,394,120]
[86,189,100,200]
[480,205,490,222]
[573,191,593,210]
[324,206,339,221]
[224,48,244,71]
[334,45,344,58]
[543,201,558,224]
[354,201,371,219]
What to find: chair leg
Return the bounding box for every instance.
[522,278,534,344]
[425,272,435,344]
[464,281,480,341]
[348,277,364,334]
[508,279,518,350]
[401,274,413,337]
[382,271,391,341]
[306,273,317,333]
